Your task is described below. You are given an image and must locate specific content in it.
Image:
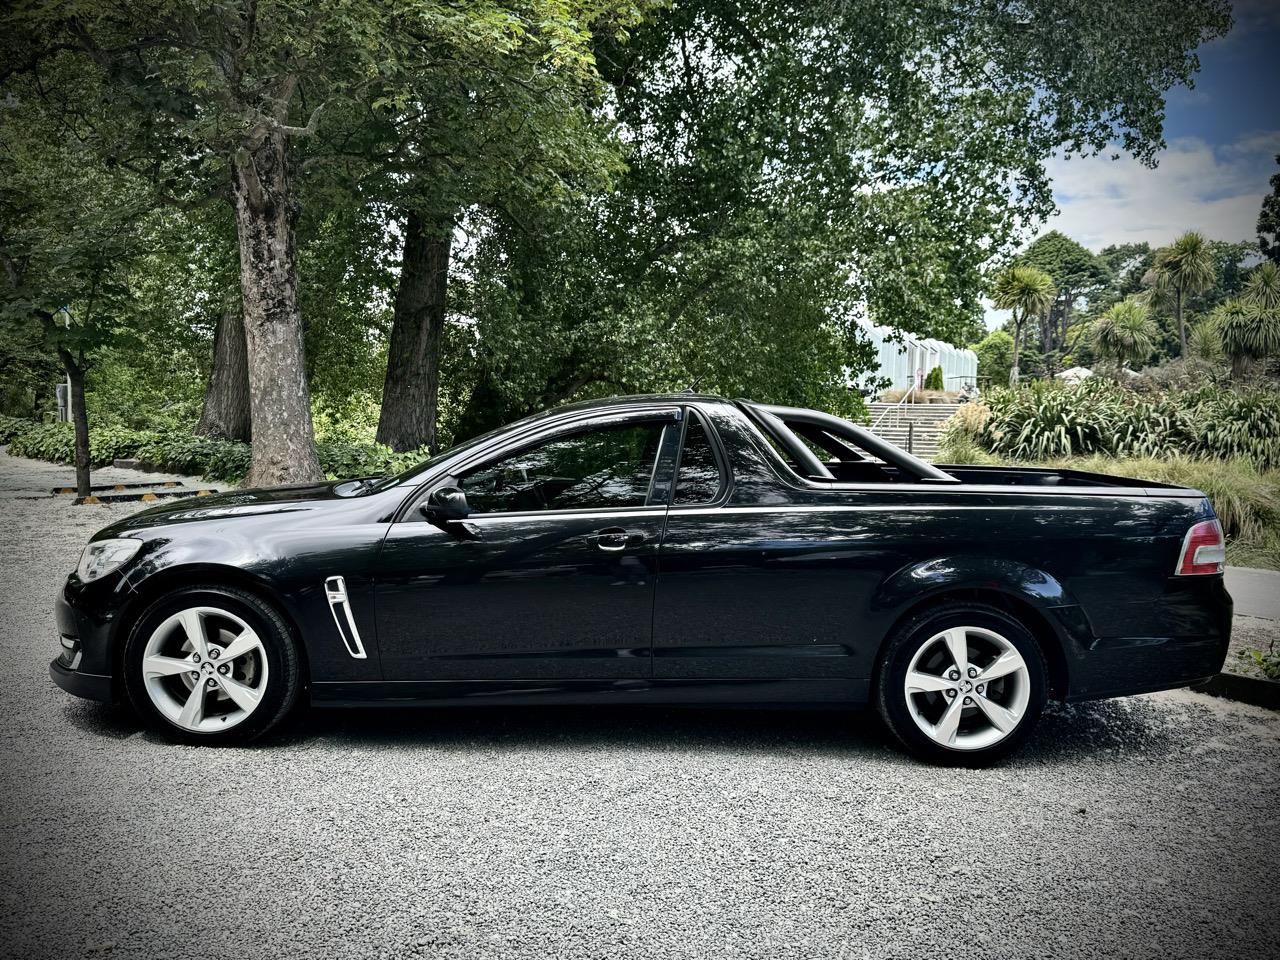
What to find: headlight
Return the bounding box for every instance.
[77,538,143,583]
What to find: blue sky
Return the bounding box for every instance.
[985,0,1280,327]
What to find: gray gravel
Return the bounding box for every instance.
[1,448,1278,960]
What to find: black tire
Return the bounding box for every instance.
[123,584,302,746]
[875,602,1047,767]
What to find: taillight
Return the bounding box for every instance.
[1175,519,1225,576]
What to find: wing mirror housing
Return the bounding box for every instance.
[421,486,471,524]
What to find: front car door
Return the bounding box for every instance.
[375,407,681,681]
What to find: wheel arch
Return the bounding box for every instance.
[876,588,1070,701]
[112,564,311,688]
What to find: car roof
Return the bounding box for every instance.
[548,392,730,414]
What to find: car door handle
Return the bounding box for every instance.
[586,528,645,551]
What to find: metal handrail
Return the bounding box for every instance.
[870,382,916,431]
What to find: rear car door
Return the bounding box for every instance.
[375,408,681,680]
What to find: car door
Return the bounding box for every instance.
[374,409,681,681]
[652,404,869,682]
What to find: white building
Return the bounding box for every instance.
[853,319,978,391]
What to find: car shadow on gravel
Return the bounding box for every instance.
[61,692,1203,766]
[268,694,1198,766]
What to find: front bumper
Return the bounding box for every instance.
[49,658,115,702]
[50,577,129,703]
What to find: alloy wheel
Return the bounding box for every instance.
[140,605,269,733]
[902,625,1030,751]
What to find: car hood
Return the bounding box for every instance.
[96,481,348,537]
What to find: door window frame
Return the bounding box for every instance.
[669,406,732,508]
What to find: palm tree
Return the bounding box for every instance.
[992,265,1055,385]
[1150,231,1217,355]
[1092,297,1157,369]
[1217,261,1280,377]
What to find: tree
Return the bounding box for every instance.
[196,291,251,441]
[449,0,1232,436]
[1149,231,1218,355]
[1020,231,1112,374]
[4,1,636,482]
[1092,297,1156,369]
[1259,155,1280,264]
[1217,261,1280,377]
[992,266,1056,385]
[971,329,1015,387]
[0,87,149,495]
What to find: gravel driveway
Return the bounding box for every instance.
[1,448,1277,960]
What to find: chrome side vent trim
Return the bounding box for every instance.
[324,576,367,659]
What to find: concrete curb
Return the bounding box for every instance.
[1193,672,1280,711]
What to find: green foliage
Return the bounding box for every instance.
[970,380,1190,460]
[923,366,944,391]
[0,415,36,443]
[1092,298,1156,367]
[1188,388,1280,470]
[7,421,158,468]
[4,414,432,485]
[957,378,1280,474]
[971,329,1014,387]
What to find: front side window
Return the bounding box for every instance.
[673,415,723,505]
[459,421,667,514]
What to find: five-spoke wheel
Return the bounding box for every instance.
[877,603,1047,766]
[124,585,301,745]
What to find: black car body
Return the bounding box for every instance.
[52,394,1232,762]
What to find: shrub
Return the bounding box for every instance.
[1187,388,1280,470]
[132,434,253,482]
[8,421,158,468]
[978,380,1188,460]
[923,366,944,390]
[0,415,35,444]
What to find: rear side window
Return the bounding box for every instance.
[674,415,724,505]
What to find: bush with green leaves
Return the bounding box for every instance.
[1187,387,1280,470]
[8,421,158,467]
[971,380,1190,460]
[923,366,944,391]
[4,414,434,485]
[0,415,34,443]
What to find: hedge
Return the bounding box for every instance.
[1,418,431,484]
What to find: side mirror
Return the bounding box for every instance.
[420,486,470,524]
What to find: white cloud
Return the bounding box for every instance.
[1041,131,1278,251]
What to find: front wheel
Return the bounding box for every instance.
[875,603,1047,766]
[123,585,302,746]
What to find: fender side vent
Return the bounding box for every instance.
[324,576,368,660]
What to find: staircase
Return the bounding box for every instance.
[864,402,960,462]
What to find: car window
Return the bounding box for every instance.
[674,415,723,505]
[459,421,667,514]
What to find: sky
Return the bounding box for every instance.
[984,0,1280,328]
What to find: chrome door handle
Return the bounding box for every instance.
[586,528,645,552]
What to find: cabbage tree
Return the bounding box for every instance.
[993,266,1056,385]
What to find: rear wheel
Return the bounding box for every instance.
[876,602,1047,766]
[123,585,301,746]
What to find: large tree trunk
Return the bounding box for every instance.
[58,348,91,497]
[1009,313,1022,385]
[229,131,322,487]
[376,211,450,452]
[195,291,251,442]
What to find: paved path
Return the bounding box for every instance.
[0,447,1277,960]
[1226,566,1280,621]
